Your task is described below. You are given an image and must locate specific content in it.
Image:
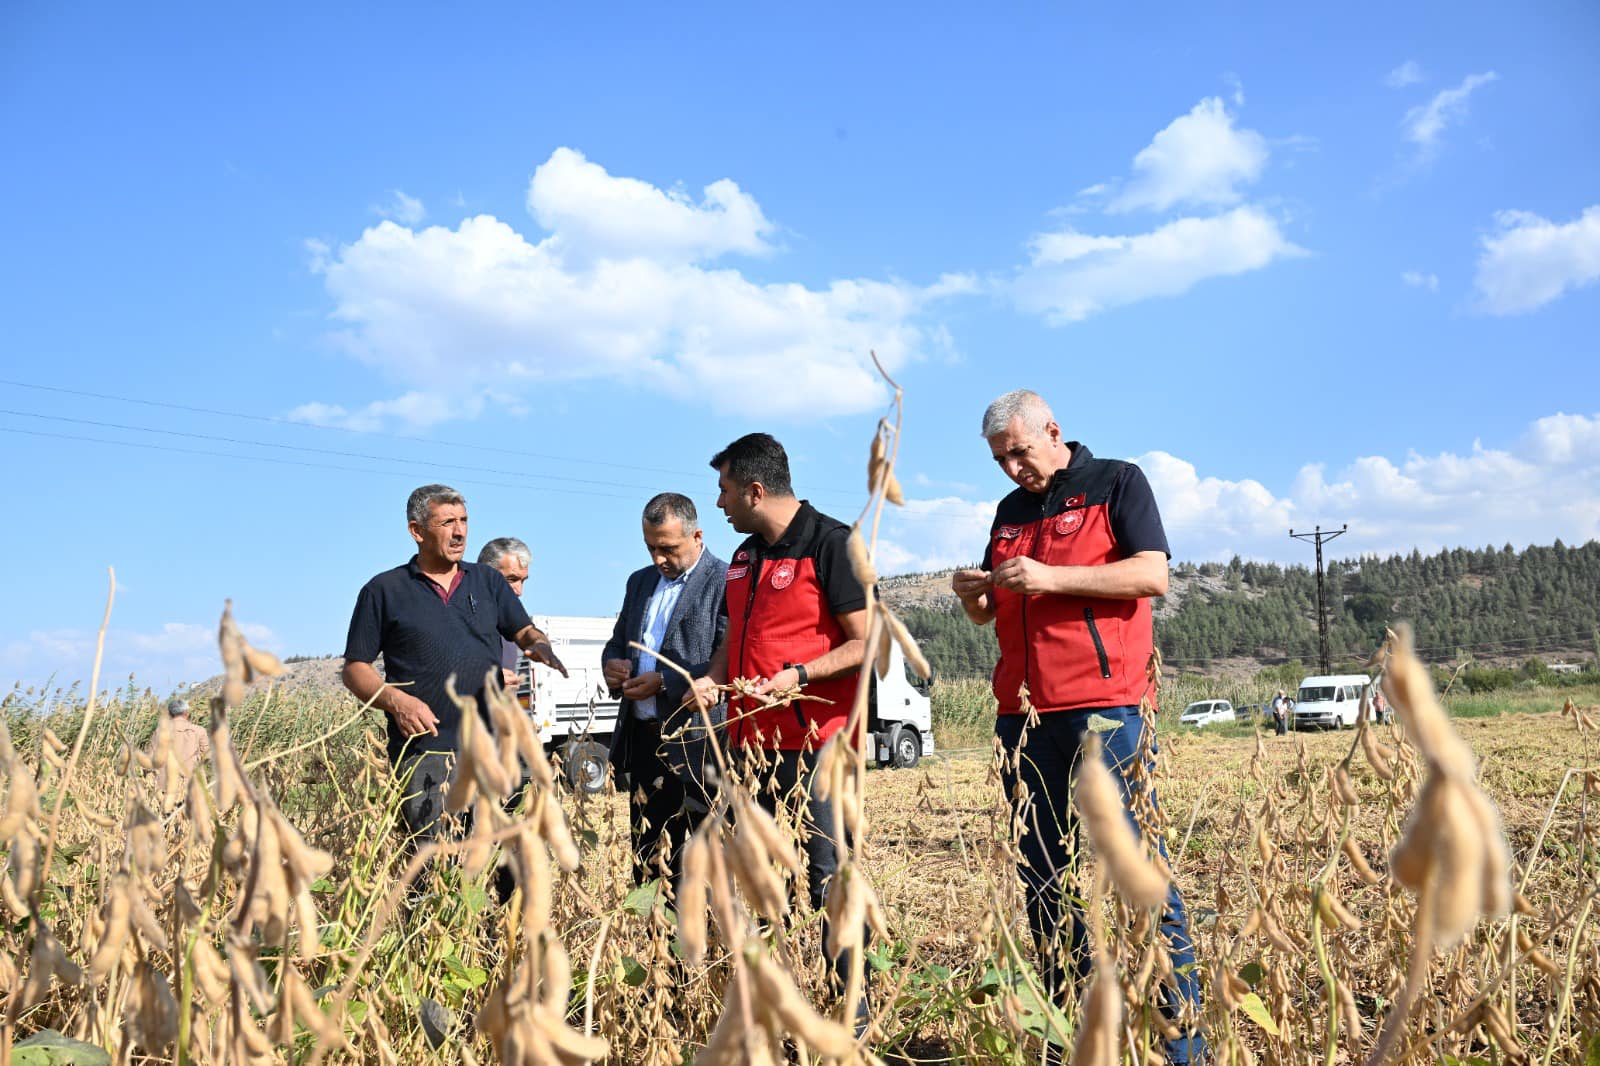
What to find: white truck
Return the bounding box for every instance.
[514,615,935,792]
[1291,673,1373,730]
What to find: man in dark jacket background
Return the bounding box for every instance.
[602,492,727,888]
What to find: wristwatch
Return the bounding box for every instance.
[785,662,809,688]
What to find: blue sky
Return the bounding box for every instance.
[3,2,1597,692]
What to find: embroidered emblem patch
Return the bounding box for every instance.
[770,560,796,589]
[996,525,1023,539]
[735,550,749,562]
[1055,511,1083,536]
[726,565,749,581]
[1065,494,1085,508]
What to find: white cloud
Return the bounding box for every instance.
[1403,71,1498,154]
[1385,60,1425,89]
[2,622,281,694]
[1473,206,1600,315]
[876,497,999,575]
[373,190,426,226]
[1013,207,1305,323]
[304,150,964,423]
[1401,270,1440,292]
[287,392,477,432]
[1108,97,1269,214]
[870,411,1600,571]
[526,148,775,263]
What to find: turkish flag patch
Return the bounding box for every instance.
[770,560,796,589]
[1055,511,1083,536]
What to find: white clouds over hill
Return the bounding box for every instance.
[2,621,280,697]
[876,411,1600,573]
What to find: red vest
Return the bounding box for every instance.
[724,506,861,750]
[988,454,1159,715]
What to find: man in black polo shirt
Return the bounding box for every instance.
[343,484,567,842]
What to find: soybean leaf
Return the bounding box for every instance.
[1085,713,1122,734]
[620,955,648,987]
[1238,993,1280,1036]
[622,881,663,918]
[13,1030,111,1065]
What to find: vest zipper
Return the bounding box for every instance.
[1084,607,1112,679]
[736,546,761,744]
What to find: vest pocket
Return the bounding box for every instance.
[1083,607,1112,679]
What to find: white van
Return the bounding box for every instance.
[1291,674,1372,730]
[515,616,935,790]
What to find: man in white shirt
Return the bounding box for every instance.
[602,493,728,888]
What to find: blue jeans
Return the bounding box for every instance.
[995,706,1205,1064]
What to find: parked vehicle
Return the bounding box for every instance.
[1234,703,1269,725]
[868,641,935,769]
[1179,699,1235,727]
[1291,674,1373,730]
[514,615,935,791]
[515,615,622,793]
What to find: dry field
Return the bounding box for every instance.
[3,628,1598,1064]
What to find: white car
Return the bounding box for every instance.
[1179,699,1236,727]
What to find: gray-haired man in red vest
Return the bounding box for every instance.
[951,389,1204,1065]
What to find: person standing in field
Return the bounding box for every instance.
[949,390,1205,1065]
[342,484,567,846]
[688,433,869,1018]
[148,696,210,774]
[1272,689,1289,736]
[478,536,534,690]
[601,493,728,890]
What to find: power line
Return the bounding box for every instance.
[0,379,991,520]
[0,425,642,500]
[0,408,663,493]
[0,377,702,478]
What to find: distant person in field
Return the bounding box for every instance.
[688,433,870,1024]
[1272,689,1289,736]
[949,389,1205,1065]
[342,484,567,846]
[148,696,210,773]
[601,492,728,891]
[478,537,534,690]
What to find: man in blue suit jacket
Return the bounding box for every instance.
[602,492,728,888]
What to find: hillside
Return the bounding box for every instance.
[192,541,1600,696]
[888,539,1600,680]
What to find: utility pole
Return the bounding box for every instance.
[1290,524,1347,675]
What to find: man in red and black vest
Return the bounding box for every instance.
[951,390,1205,1065]
[689,432,868,1009]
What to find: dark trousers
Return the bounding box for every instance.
[623,719,694,892]
[995,707,1205,1064]
[1274,712,1288,736]
[745,747,860,996]
[394,748,519,902]
[395,749,455,842]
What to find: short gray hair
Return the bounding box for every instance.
[478,537,531,569]
[407,484,465,527]
[980,389,1054,438]
[167,697,190,717]
[642,492,699,532]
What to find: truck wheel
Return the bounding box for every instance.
[891,727,921,770]
[564,740,609,795]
